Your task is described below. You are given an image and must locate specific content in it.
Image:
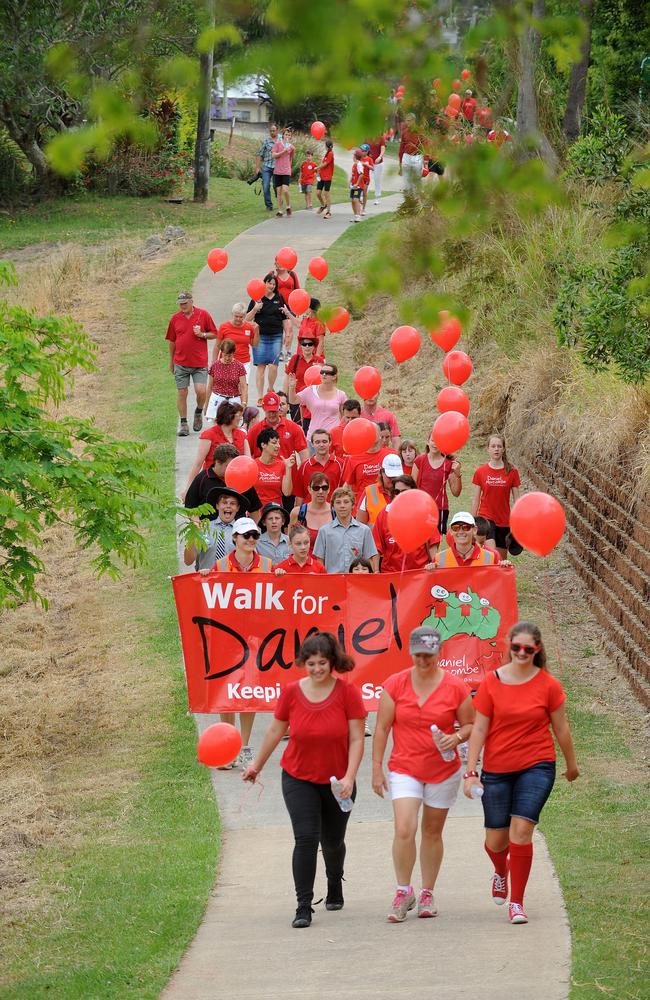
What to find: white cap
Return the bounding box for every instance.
[381,454,404,478]
[232,517,260,536]
[449,511,476,527]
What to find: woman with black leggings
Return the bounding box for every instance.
[242,632,366,928]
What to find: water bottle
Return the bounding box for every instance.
[430,724,457,762]
[470,784,484,799]
[330,776,353,812]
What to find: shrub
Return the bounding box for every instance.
[566,105,631,180]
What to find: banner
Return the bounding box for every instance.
[171,568,518,712]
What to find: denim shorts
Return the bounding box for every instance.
[481,761,556,828]
[252,335,282,366]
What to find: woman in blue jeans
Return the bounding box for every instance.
[247,273,288,403]
[463,622,579,924]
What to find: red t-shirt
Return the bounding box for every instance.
[248,418,308,460]
[319,150,334,181]
[166,307,217,367]
[373,506,440,572]
[361,404,400,439]
[472,464,521,528]
[414,454,455,511]
[208,358,246,397]
[330,421,347,459]
[473,669,566,773]
[292,453,343,501]
[298,315,325,344]
[217,321,256,364]
[276,271,299,305]
[368,139,384,162]
[275,554,327,575]
[342,447,397,502]
[300,160,318,185]
[351,161,365,188]
[275,679,366,783]
[383,669,470,783]
[200,425,248,470]
[361,155,374,184]
[254,457,286,506]
[461,97,477,121]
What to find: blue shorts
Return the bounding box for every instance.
[252,335,282,366]
[349,186,363,200]
[481,761,556,828]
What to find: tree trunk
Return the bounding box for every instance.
[516,0,559,173]
[563,0,593,141]
[193,1,215,203]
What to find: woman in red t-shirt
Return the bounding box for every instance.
[412,434,462,534]
[372,626,474,922]
[471,434,521,558]
[183,401,250,494]
[463,622,579,925]
[243,633,366,928]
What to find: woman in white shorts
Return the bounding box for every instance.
[372,626,474,922]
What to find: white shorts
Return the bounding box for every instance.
[205,393,241,420]
[388,767,463,809]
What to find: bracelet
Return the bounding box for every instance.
[463,770,479,779]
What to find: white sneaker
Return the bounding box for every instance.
[373,199,380,205]
[353,215,361,222]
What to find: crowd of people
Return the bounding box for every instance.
[168,211,579,936]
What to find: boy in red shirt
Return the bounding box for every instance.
[349,150,366,223]
[299,150,318,209]
[316,140,335,219]
[359,144,375,214]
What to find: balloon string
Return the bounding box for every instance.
[541,560,565,675]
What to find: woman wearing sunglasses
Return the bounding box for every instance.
[291,363,347,441]
[289,472,333,551]
[463,622,579,925]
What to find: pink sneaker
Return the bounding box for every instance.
[387,887,416,922]
[417,888,437,918]
[509,902,528,924]
[492,864,509,905]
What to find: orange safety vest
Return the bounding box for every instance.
[215,553,273,573]
[435,545,497,568]
[364,483,388,525]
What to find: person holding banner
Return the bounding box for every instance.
[372,625,474,922]
[463,622,579,925]
[275,525,327,575]
[242,632,366,928]
[434,512,503,568]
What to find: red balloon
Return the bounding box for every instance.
[445,106,459,118]
[246,278,266,301]
[510,492,566,556]
[452,79,462,91]
[207,248,228,273]
[387,490,440,552]
[224,455,258,492]
[442,350,473,385]
[390,325,421,363]
[310,120,326,140]
[488,129,496,142]
[432,411,470,453]
[448,93,462,108]
[436,386,470,417]
[430,315,462,352]
[461,68,471,80]
[288,288,310,315]
[308,256,328,281]
[276,246,298,270]
[198,723,242,767]
[327,307,350,333]
[304,364,322,386]
[353,366,382,399]
[342,417,377,455]
[422,165,430,178]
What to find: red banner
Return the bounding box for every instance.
[171,568,518,712]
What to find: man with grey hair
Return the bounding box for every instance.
[215,301,259,379]
[255,122,279,212]
[166,291,218,436]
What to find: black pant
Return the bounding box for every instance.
[281,770,356,906]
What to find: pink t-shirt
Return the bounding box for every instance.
[361,404,400,439]
[273,140,295,175]
[297,387,347,439]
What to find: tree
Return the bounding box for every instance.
[516,0,559,171]
[193,0,215,202]
[563,0,593,140]
[0,261,162,608]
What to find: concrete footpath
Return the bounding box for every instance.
[162,180,571,999]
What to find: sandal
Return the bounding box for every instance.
[286,207,292,216]
[316,206,325,214]
[323,212,332,219]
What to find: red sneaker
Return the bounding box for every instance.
[509,902,528,924]
[491,863,509,905]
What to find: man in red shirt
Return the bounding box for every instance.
[361,393,401,448]
[373,475,441,572]
[166,291,218,436]
[274,525,327,575]
[292,428,343,502]
[330,399,361,459]
[341,423,398,505]
[216,302,259,378]
[283,333,325,426]
[247,391,309,463]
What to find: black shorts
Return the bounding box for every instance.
[317,179,332,191]
[349,186,363,200]
[273,174,291,188]
[439,509,449,534]
[484,519,510,551]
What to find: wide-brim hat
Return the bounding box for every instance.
[205,486,248,512]
[259,501,290,530]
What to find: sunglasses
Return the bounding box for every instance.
[241,531,260,540]
[393,486,410,494]
[450,523,473,532]
[301,340,316,346]
[311,484,329,492]
[321,370,335,376]
[511,642,538,655]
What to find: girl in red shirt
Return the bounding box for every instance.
[471,434,521,558]
[412,434,463,534]
[372,626,474,922]
[242,633,366,929]
[464,622,579,925]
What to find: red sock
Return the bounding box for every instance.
[485,843,509,876]
[509,842,533,905]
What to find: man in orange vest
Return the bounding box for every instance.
[357,453,404,526]
[435,512,510,568]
